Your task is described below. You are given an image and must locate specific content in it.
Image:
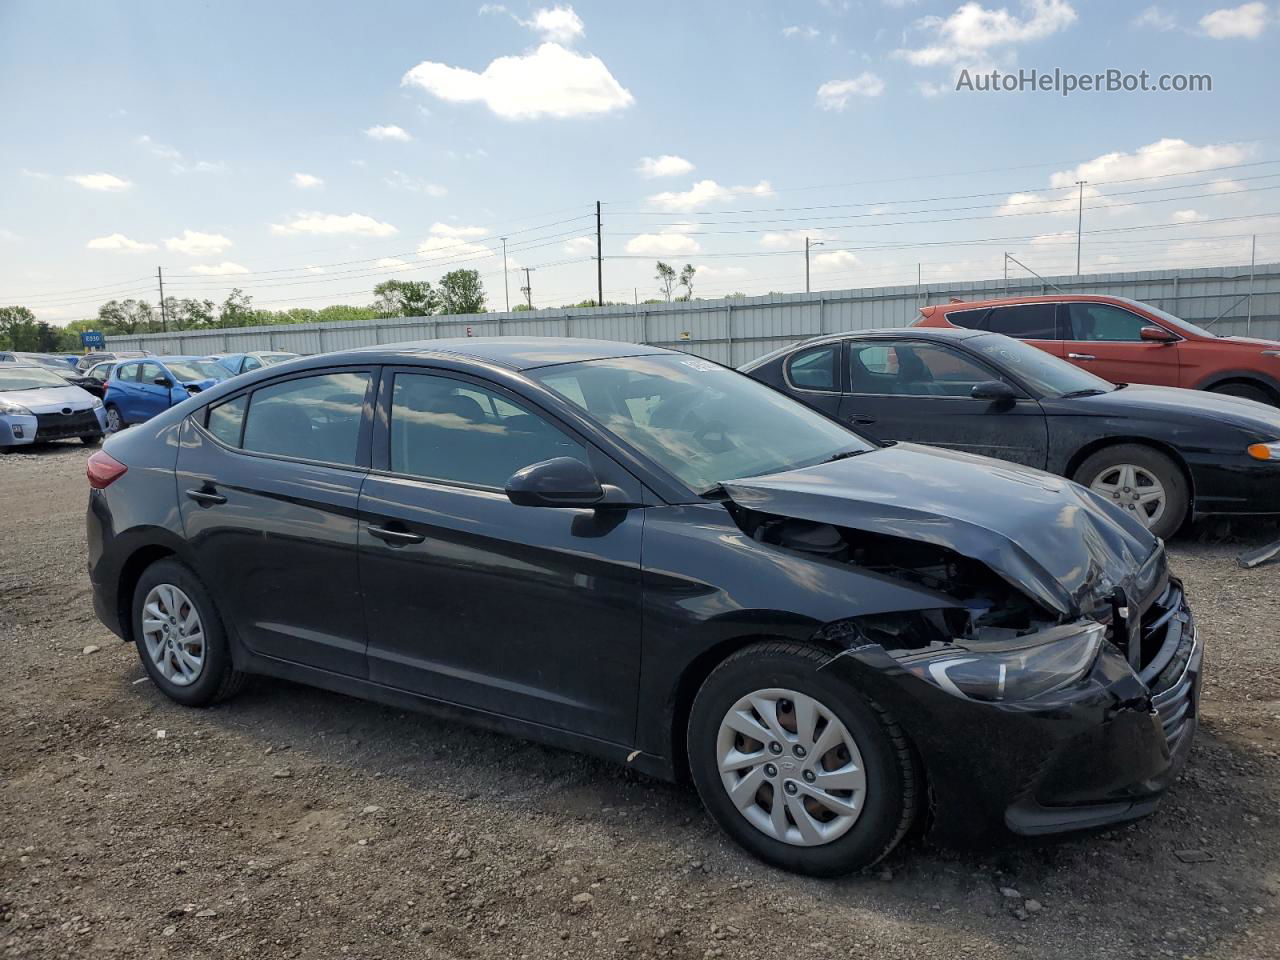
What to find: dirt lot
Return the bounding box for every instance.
[1,443,1278,960]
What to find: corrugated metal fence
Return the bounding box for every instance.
[106,262,1280,367]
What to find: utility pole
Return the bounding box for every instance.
[1248,233,1256,334]
[156,266,169,332]
[595,200,604,307]
[520,267,536,310]
[805,237,824,293]
[1075,180,1087,276]
[500,237,510,312]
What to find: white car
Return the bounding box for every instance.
[0,364,108,452]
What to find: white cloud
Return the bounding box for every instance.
[305,265,326,274]
[1132,5,1177,30]
[478,3,507,13]
[86,233,156,252]
[916,80,948,97]
[693,264,749,280]
[417,235,492,260]
[759,229,830,250]
[292,172,324,189]
[1209,178,1246,193]
[271,212,398,238]
[173,160,226,175]
[782,25,822,38]
[189,261,250,275]
[377,257,411,268]
[646,178,773,211]
[385,170,448,195]
[895,0,1077,67]
[136,134,181,159]
[20,168,50,179]
[1171,209,1205,223]
[366,124,413,142]
[564,235,597,255]
[429,222,488,238]
[165,230,233,255]
[637,154,695,178]
[817,73,886,110]
[521,5,585,43]
[624,231,701,256]
[401,42,633,120]
[1199,3,1268,38]
[812,250,860,272]
[67,172,131,192]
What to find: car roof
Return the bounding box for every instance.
[928,294,1135,311]
[347,337,674,371]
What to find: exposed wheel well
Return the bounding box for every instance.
[1064,437,1195,511]
[667,632,846,783]
[115,545,177,643]
[1204,377,1279,404]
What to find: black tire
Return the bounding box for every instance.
[1073,443,1189,540]
[131,558,248,707]
[687,641,918,877]
[80,435,101,446]
[1209,382,1273,406]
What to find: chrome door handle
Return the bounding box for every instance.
[186,488,226,506]
[368,524,425,546]
[1067,353,1097,361]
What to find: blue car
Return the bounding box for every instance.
[102,356,230,431]
[207,351,300,377]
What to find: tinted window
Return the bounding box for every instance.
[849,341,1000,397]
[1067,303,1151,342]
[241,355,262,372]
[241,372,370,465]
[206,394,248,447]
[390,373,586,487]
[786,344,838,392]
[980,304,1058,339]
[941,308,991,330]
[114,362,140,382]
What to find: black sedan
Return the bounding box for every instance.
[87,338,1200,875]
[743,328,1280,540]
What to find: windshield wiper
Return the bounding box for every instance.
[699,482,729,500]
[822,448,870,463]
[1059,388,1109,399]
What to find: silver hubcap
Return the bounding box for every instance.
[106,408,120,431]
[1089,463,1166,528]
[716,688,867,847]
[141,584,205,686]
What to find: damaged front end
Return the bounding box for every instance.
[722,449,1201,842]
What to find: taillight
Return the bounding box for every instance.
[87,450,128,489]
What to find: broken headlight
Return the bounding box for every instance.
[900,622,1105,703]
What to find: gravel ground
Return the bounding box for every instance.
[2,442,1278,960]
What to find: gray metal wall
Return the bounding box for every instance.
[106,262,1280,366]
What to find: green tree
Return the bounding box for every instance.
[0,305,38,350]
[316,304,378,324]
[655,261,677,301]
[166,298,216,330]
[437,270,486,314]
[218,289,255,327]
[678,264,696,301]
[97,299,155,335]
[373,279,439,317]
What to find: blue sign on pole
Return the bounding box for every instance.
[80,330,105,348]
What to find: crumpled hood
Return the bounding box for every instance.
[0,385,96,411]
[723,442,1162,620]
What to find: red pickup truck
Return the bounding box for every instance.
[913,294,1280,405]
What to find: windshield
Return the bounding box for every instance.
[1115,297,1217,338]
[530,353,872,494]
[262,353,299,365]
[16,354,71,372]
[0,367,75,391]
[968,333,1115,397]
[164,360,228,382]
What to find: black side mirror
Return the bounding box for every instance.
[506,457,604,508]
[154,376,174,387]
[971,380,1017,402]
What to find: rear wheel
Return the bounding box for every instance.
[80,435,101,446]
[105,404,123,432]
[1209,381,1273,406]
[131,558,247,706]
[687,642,918,876]
[1075,443,1188,540]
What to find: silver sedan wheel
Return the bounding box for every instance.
[1089,463,1166,529]
[105,406,122,432]
[716,688,867,847]
[140,584,205,687]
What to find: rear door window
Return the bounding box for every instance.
[976,304,1059,340]
[240,371,371,466]
[786,344,838,392]
[206,395,249,447]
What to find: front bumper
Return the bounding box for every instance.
[819,580,1201,845]
[0,407,105,446]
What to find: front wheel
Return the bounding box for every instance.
[80,435,101,446]
[687,642,919,876]
[1075,443,1188,540]
[131,558,247,706]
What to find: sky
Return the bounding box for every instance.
[2,0,1279,326]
